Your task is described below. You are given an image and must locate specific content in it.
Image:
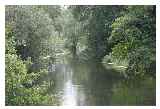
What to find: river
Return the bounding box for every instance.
[46,58,155,106]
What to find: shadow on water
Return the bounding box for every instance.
[46,58,156,106]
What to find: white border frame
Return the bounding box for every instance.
[0,5,5,108]
[0,0,158,5]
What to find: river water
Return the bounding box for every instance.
[47,59,155,106]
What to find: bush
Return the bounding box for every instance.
[5,24,58,105]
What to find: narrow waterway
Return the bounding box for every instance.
[47,58,155,106]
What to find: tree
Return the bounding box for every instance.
[5,25,58,105]
[108,6,156,78]
[5,6,61,71]
[58,8,83,57]
[5,6,63,105]
[71,6,123,61]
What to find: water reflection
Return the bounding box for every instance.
[63,80,77,105]
[47,59,155,106]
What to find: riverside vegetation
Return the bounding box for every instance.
[5,5,156,105]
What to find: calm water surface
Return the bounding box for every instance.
[47,59,155,106]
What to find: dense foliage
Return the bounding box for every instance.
[70,5,156,78]
[5,5,155,105]
[6,6,61,70]
[109,6,156,78]
[5,6,60,105]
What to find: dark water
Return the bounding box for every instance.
[47,59,156,106]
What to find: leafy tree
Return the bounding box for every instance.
[5,6,61,105]
[71,6,123,61]
[109,6,156,78]
[5,6,61,71]
[59,9,83,57]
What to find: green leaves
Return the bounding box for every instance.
[5,25,17,54]
[5,51,56,105]
[108,6,156,78]
[5,6,60,104]
[5,50,57,105]
[5,6,60,64]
